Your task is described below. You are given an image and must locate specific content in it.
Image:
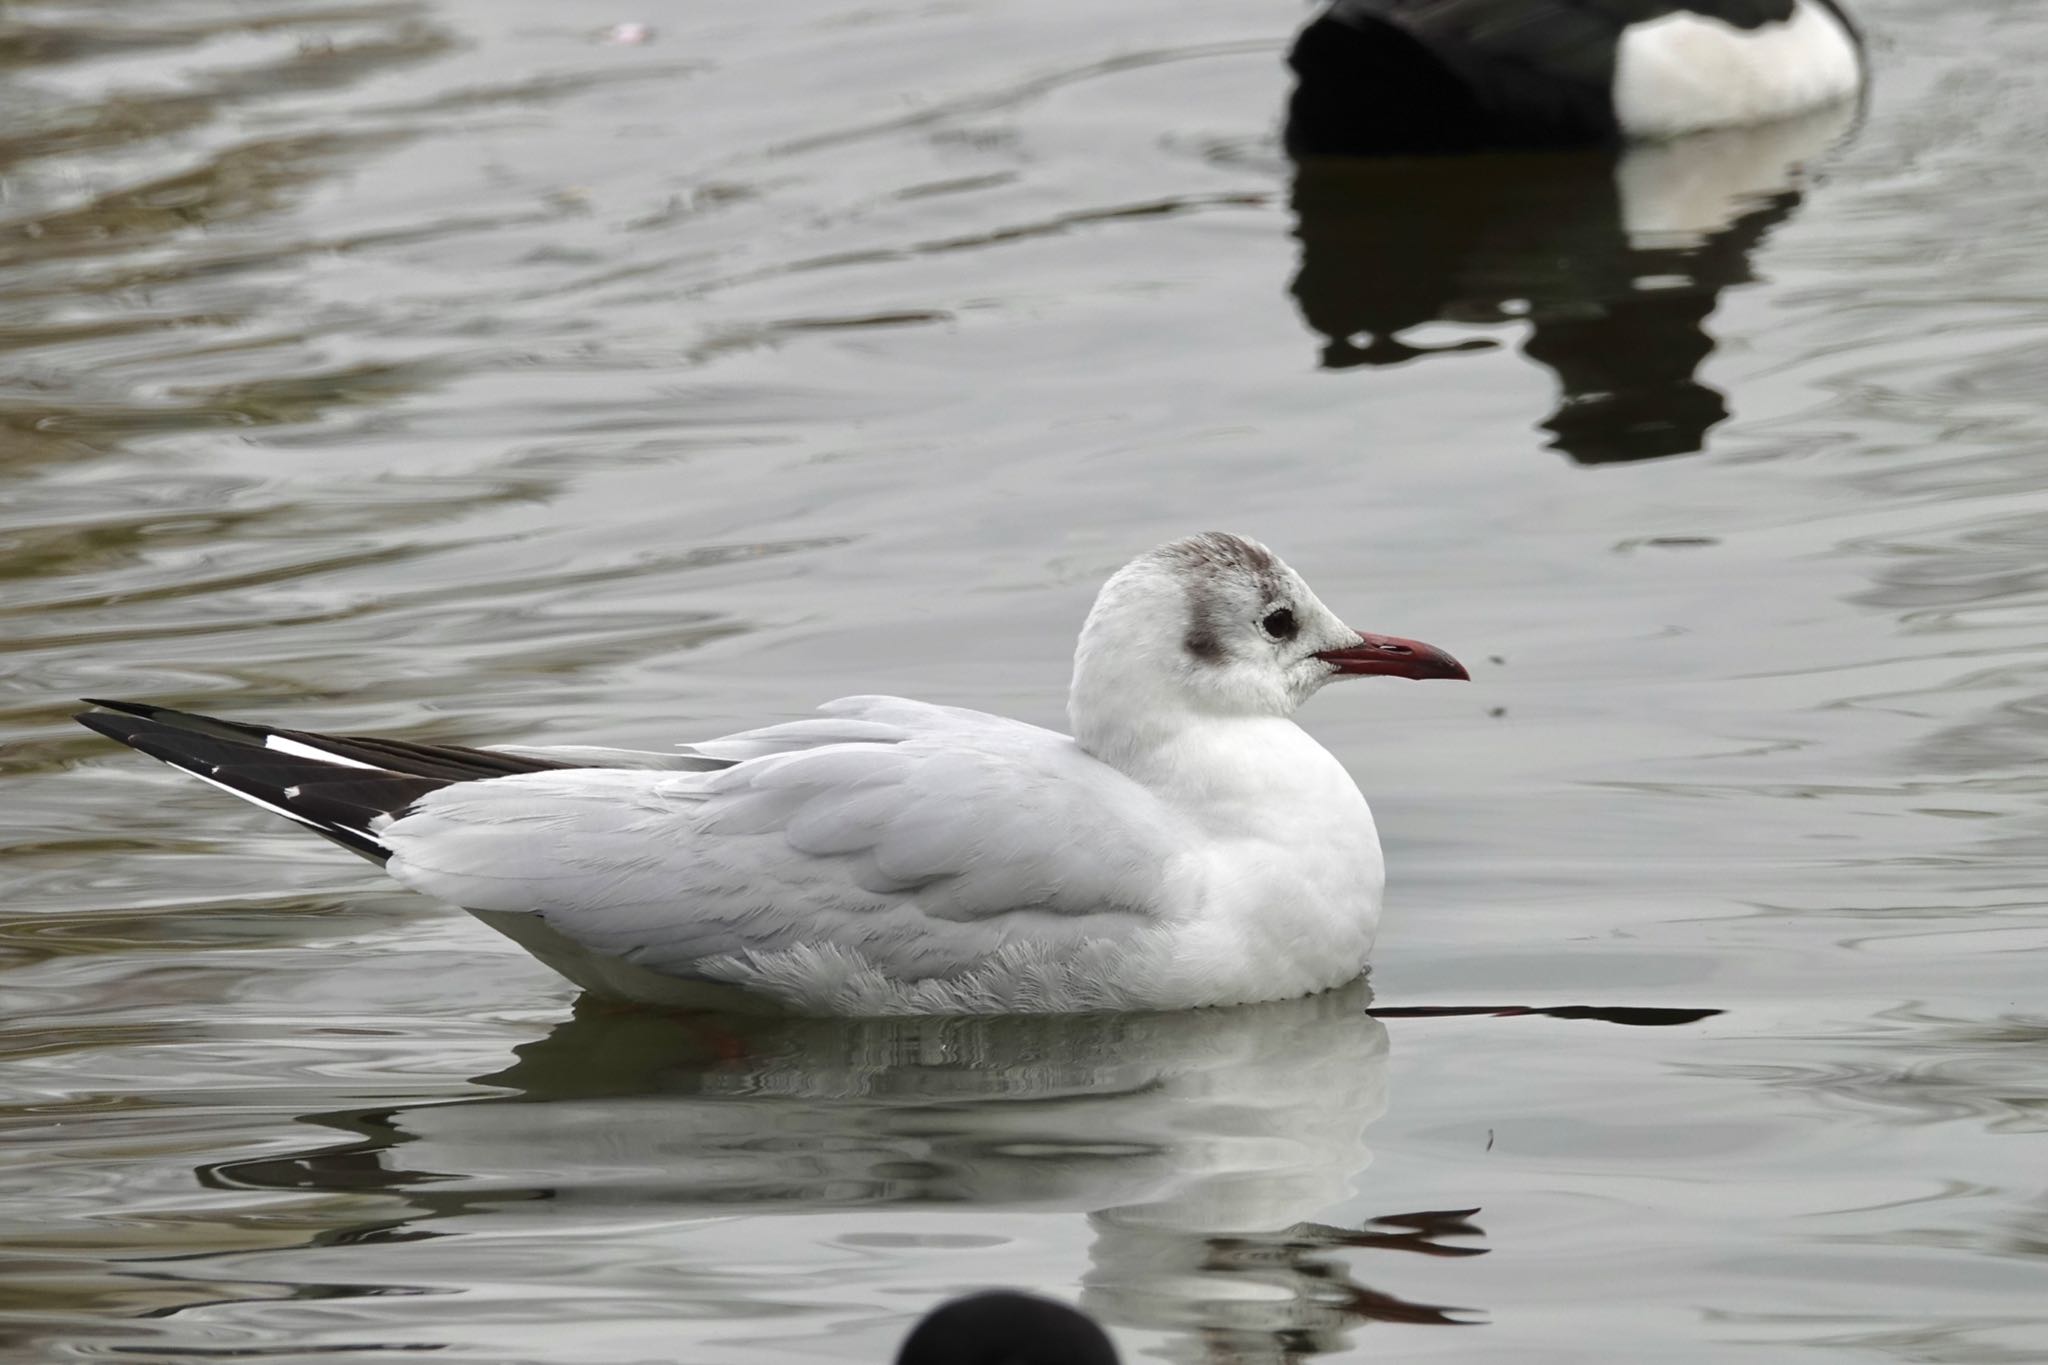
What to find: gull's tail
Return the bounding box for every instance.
[73,699,572,864]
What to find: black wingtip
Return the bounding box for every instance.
[75,708,142,744]
[74,698,283,751]
[80,697,153,715]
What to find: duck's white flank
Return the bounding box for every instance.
[1614,0,1862,140]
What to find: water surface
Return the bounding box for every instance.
[5,0,2048,1360]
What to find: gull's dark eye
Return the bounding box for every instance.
[1262,608,1297,641]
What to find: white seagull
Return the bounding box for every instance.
[75,533,1468,1016]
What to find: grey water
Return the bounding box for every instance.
[4,0,2047,1360]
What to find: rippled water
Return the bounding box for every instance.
[5,0,2048,1360]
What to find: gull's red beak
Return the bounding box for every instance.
[1315,633,1470,681]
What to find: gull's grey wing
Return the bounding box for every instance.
[379,698,1185,984]
[488,697,1004,772]
[485,744,731,771]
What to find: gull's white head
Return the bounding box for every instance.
[1070,532,1466,758]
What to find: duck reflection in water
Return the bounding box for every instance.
[204,982,1484,1361]
[1286,102,1856,463]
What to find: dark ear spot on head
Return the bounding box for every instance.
[1185,628,1224,663]
[1161,532,1279,581]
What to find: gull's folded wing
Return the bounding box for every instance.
[379,698,1185,984]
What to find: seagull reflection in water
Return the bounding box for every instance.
[200,984,1471,1358]
[1287,102,1857,463]
[197,986,1719,1361]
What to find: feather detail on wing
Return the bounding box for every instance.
[484,744,734,771]
[379,698,1186,985]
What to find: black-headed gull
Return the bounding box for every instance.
[1286,0,1863,156]
[75,533,1467,1015]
